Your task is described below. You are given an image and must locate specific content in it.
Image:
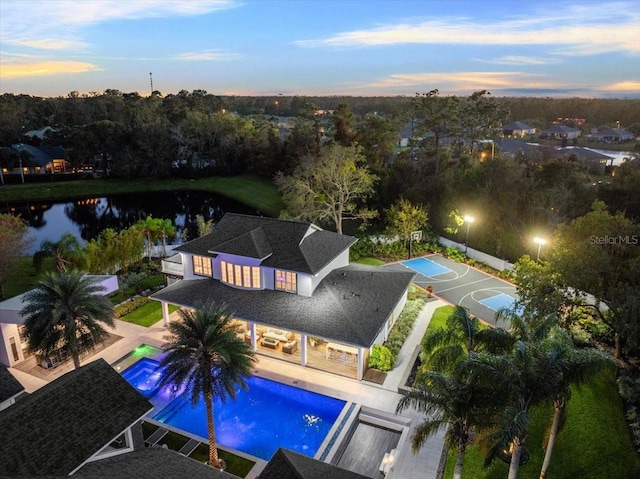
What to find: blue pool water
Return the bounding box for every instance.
[121,358,346,460]
[120,357,165,398]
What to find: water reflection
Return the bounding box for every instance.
[2,190,256,253]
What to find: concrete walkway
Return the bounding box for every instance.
[8,304,447,479]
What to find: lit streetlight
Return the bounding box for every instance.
[533,237,547,262]
[463,215,475,256]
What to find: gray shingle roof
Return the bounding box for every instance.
[151,264,415,348]
[0,366,24,403]
[175,214,356,275]
[75,447,234,479]
[0,359,152,476]
[258,448,369,479]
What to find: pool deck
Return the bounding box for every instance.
[8,302,447,479]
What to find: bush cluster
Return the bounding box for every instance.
[618,371,640,451]
[114,296,150,318]
[349,235,441,262]
[368,291,425,371]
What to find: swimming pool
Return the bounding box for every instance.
[121,358,346,460]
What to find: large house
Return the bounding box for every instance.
[540,125,581,140]
[502,120,536,138]
[153,214,416,381]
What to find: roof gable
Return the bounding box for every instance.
[258,448,370,479]
[176,214,356,274]
[0,359,152,476]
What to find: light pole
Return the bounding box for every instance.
[463,215,474,256]
[533,237,546,262]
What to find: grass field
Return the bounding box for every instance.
[119,301,179,327]
[0,174,284,218]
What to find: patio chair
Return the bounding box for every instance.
[178,438,200,456]
[145,427,168,447]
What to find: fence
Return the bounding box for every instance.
[438,236,514,271]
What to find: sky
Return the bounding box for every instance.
[1,0,639,98]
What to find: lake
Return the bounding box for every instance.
[1,190,256,254]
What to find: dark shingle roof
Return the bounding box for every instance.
[10,143,52,167]
[175,214,356,275]
[151,264,415,348]
[0,366,24,403]
[0,359,152,476]
[502,121,534,131]
[75,447,235,479]
[258,448,369,479]
[556,147,613,161]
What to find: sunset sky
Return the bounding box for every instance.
[1,0,639,98]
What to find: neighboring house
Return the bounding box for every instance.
[25,126,56,140]
[540,125,581,140]
[0,366,25,411]
[8,143,69,174]
[258,448,369,479]
[494,138,542,160]
[589,128,635,143]
[153,214,416,381]
[398,118,421,147]
[502,120,536,138]
[0,359,152,476]
[556,147,614,173]
[0,275,119,368]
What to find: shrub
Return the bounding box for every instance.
[444,246,465,262]
[368,345,394,371]
[114,296,150,318]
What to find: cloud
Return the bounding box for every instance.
[174,50,244,61]
[0,58,102,78]
[476,56,561,66]
[600,81,640,92]
[1,0,239,50]
[295,5,640,56]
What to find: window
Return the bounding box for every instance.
[220,261,261,289]
[275,270,297,293]
[192,255,212,277]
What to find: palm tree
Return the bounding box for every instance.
[397,364,497,479]
[33,232,87,272]
[135,215,161,258]
[471,313,564,479]
[157,218,177,257]
[538,329,612,479]
[157,303,256,469]
[420,305,510,374]
[21,270,115,369]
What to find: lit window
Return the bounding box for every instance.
[275,270,297,293]
[220,261,261,289]
[193,256,212,277]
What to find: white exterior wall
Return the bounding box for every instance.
[180,252,198,280]
[295,272,314,297]
[0,323,23,367]
[310,249,350,293]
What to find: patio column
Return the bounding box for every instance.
[356,347,364,381]
[300,334,308,367]
[249,322,258,350]
[161,301,169,327]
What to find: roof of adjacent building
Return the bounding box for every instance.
[10,143,53,167]
[502,121,534,131]
[557,147,613,161]
[494,138,541,155]
[75,447,235,479]
[258,448,370,479]
[542,125,581,133]
[0,358,152,477]
[0,367,24,403]
[175,214,357,275]
[151,264,415,348]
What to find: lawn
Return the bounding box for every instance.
[2,256,55,299]
[0,175,284,218]
[353,257,386,266]
[441,364,640,479]
[119,301,179,327]
[427,305,456,331]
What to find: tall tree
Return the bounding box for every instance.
[158,303,256,469]
[413,89,459,165]
[385,197,429,248]
[275,144,378,234]
[538,328,612,479]
[397,365,496,479]
[135,216,162,258]
[21,270,115,369]
[471,314,563,479]
[0,214,33,299]
[157,218,177,258]
[33,232,87,272]
[332,103,355,146]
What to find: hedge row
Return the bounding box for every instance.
[114,296,150,318]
